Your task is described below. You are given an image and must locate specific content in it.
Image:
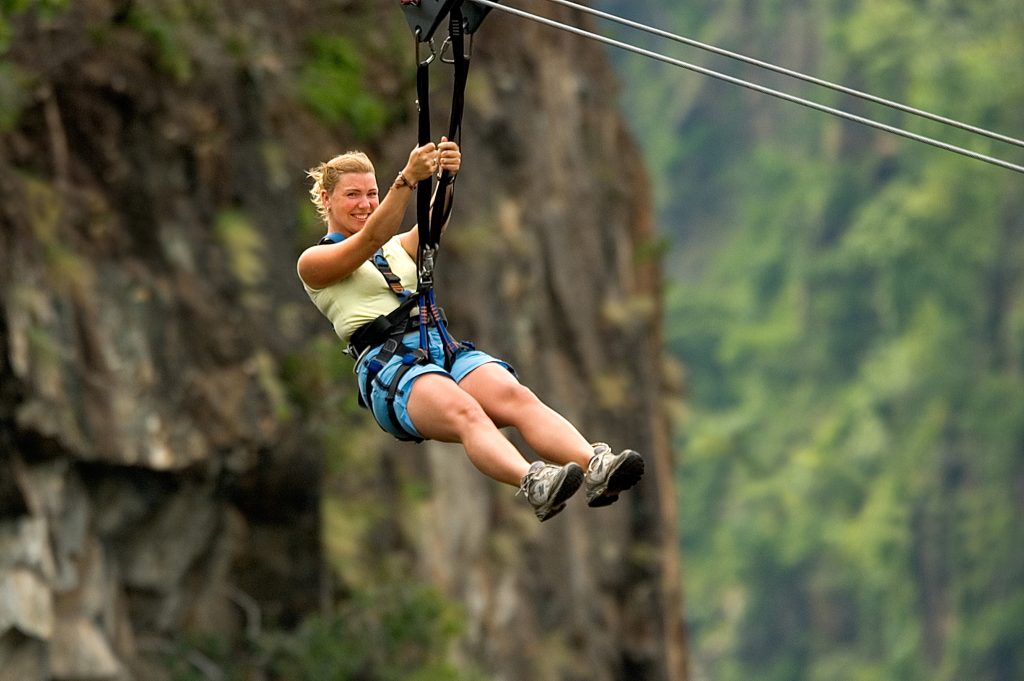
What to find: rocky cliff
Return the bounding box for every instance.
[0,1,686,679]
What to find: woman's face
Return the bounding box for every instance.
[324,172,379,235]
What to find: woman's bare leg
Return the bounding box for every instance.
[458,364,593,468]
[405,373,531,487]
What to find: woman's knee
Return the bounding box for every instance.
[408,377,494,440]
[447,393,494,431]
[504,382,541,409]
[485,381,543,426]
[437,397,499,445]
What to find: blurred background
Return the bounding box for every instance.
[1,1,1022,680]
[595,1,1024,680]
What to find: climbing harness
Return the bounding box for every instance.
[313,0,496,441]
[317,232,430,442]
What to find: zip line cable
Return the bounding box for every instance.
[540,0,1024,151]
[467,0,1024,175]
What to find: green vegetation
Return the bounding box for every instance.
[215,209,266,287]
[175,330,477,681]
[160,584,483,681]
[0,0,67,14]
[0,1,64,128]
[123,2,198,83]
[298,34,395,139]
[0,60,28,130]
[266,585,483,681]
[0,0,67,38]
[598,0,1024,679]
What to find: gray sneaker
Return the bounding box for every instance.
[584,443,645,507]
[517,461,584,522]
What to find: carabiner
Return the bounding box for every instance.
[415,31,437,66]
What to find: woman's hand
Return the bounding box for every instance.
[402,137,461,184]
[437,137,461,175]
[403,142,438,184]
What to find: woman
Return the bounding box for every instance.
[297,139,644,521]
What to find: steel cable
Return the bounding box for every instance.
[540,0,1024,151]
[468,0,1024,175]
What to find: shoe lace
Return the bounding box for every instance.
[588,443,612,471]
[516,466,539,498]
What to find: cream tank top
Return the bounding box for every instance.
[300,234,418,343]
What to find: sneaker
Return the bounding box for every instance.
[517,461,584,522]
[584,443,645,507]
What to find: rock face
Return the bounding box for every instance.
[1,2,686,680]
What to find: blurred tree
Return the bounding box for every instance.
[598,0,1024,679]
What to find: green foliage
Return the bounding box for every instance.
[215,209,266,287]
[155,584,483,681]
[267,585,482,681]
[0,0,67,38]
[21,173,93,291]
[0,0,62,126]
[280,334,356,417]
[298,35,390,138]
[0,0,67,13]
[124,3,197,83]
[602,0,1024,679]
[156,581,483,679]
[0,60,29,130]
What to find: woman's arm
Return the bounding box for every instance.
[298,144,436,289]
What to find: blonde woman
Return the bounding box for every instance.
[297,140,643,521]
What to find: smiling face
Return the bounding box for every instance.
[323,172,379,236]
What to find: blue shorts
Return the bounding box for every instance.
[354,328,513,441]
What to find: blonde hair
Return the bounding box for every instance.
[307,151,375,224]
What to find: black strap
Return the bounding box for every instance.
[427,6,468,248]
[416,58,434,280]
[348,296,420,355]
[385,362,423,441]
[415,3,470,288]
[409,5,471,369]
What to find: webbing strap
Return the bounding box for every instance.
[385,362,423,442]
[416,59,433,275]
[373,251,410,298]
[428,6,468,244]
[318,232,410,299]
[415,4,469,265]
[412,3,471,369]
[361,338,427,443]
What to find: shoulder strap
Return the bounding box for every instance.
[372,250,410,298]
[318,232,346,245]
[317,233,409,299]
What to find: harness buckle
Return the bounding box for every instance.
[418,244,436,287]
